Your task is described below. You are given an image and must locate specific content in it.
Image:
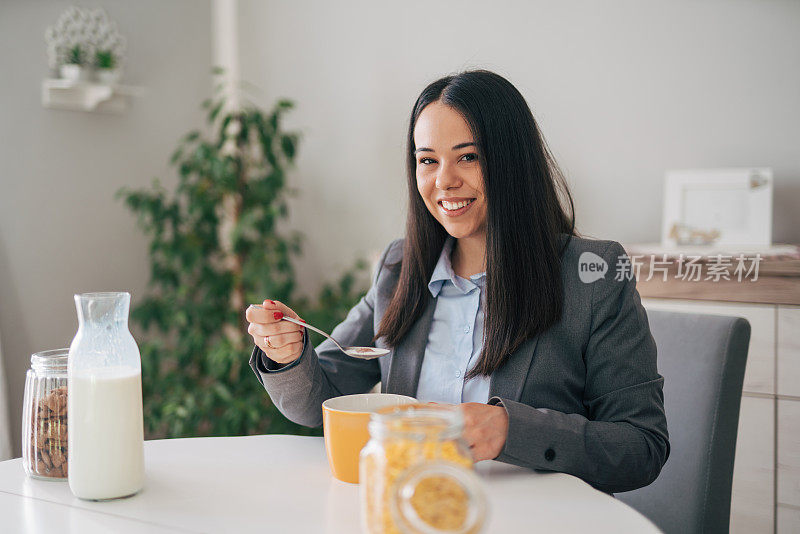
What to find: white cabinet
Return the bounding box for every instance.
[778,400,800,508]
[777,506,800,534]
[730,397,774,533]
[642,298,800,533]
[778,306,800,397]
[776,305,800,534]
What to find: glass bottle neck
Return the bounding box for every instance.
[75,292,131,327]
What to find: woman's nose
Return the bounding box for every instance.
[434,161,462,190]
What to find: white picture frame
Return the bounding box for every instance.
[661,168,773,247]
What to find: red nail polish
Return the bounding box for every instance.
[274,311,284,320]
[267,300,275,305]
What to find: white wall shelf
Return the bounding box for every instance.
[41,79,145,113]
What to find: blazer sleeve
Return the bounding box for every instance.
[248,241,399,428]
[489,241,670,494]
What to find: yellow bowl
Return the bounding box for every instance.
[322,393,416,484]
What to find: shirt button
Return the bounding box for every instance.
[463,325,471,333]
[455,370,461,378]
[545,448,556,462]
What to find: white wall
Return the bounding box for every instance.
[236,0,800,295]
[0,0,212,456]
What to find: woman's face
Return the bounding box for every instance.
[413,101,487,242]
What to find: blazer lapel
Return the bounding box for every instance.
[385,294,437,397]
[489,335,540,402]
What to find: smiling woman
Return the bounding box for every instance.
[247,70,669,494]
[379,71,577,382]
[413,105,487,262]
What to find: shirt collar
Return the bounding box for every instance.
[428,237,486,297]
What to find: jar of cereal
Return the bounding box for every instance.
[360,404,487,534]
[22,349,69,479]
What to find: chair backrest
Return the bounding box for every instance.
[617,309,750,534]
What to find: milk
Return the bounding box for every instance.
[68,368,144,500]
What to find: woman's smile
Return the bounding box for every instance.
[438,197,476,216]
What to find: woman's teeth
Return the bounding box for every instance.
[441,199,474,211]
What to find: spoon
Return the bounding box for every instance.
[249,305,390,360]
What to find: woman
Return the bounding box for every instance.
[245,70,668,494]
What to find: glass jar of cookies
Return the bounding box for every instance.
[22,349,69,480]
[360,404,487,534]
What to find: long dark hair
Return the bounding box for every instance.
[376,70,578,380]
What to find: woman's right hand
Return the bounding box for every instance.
[245,299,305,364]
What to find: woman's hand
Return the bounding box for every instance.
[245,300,305,364]
[459,402,509,462]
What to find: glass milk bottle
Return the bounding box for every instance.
[68,292,144,500]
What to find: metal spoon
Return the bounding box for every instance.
[249,305,390,360]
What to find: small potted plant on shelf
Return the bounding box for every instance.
[60,44,88,82]
[94,49,121,85]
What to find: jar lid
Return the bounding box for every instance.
[30,349,68,371]
[369,403,464,441]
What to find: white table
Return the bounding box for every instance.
[0,435,660,533]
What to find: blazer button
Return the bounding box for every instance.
[544,448,556,462]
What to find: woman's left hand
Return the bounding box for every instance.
[459,402,509,462]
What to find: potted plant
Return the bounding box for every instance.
[95,49,121,85]
[60,44,88,82]
[117,76,368,439]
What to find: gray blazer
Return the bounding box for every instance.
[250,235,669,493]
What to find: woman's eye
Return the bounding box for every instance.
[418,157,436,165]
[460,153,478,162]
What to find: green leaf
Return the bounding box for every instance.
[280,135,296,160]
[208,101,225,124]
[170,148,184,165]
[218,115,233,147]
[213,383,233,402]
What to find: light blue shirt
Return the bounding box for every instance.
[415,238,491,404]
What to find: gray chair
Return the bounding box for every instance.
[617,309,750,534]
